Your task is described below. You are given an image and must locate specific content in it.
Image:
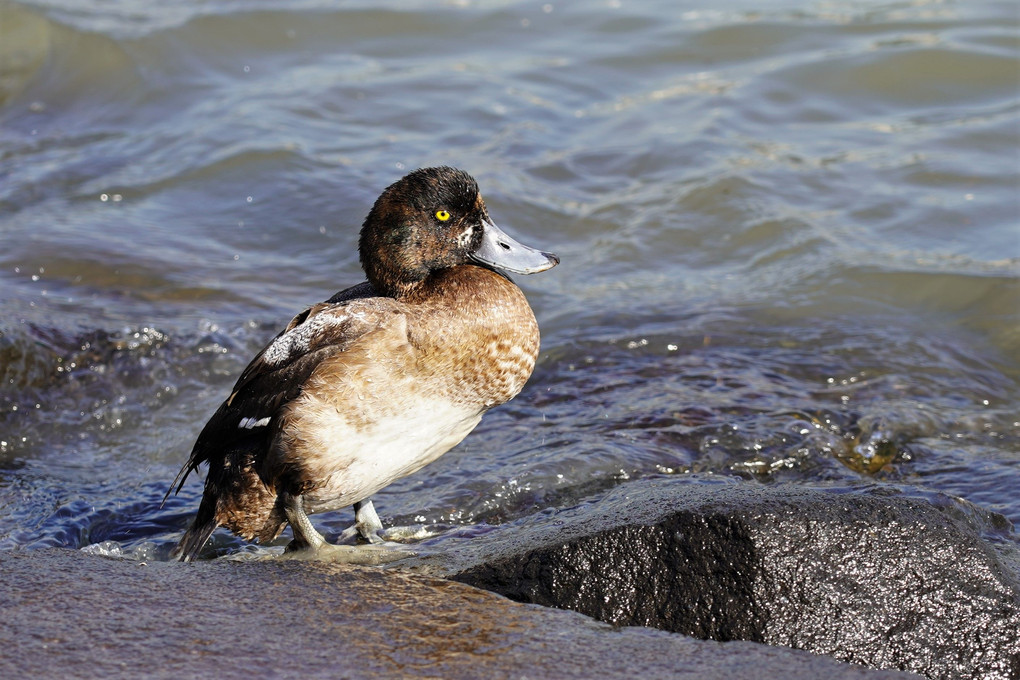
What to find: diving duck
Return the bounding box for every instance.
[166,166,558,561]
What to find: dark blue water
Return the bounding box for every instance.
[0,0,1017,562]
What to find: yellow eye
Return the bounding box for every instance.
[435,210,451,221]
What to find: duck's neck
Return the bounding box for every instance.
[379,264,492,303]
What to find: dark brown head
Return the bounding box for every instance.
[358,167,558,297]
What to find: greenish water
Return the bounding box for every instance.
[0,0,1017,559]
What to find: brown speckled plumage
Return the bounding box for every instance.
[167,167,557,560]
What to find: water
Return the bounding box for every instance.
[0,0,1017,560]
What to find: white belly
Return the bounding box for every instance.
[292,393,483,515]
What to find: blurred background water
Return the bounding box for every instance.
[0,0,1017,560]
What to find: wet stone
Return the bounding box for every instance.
[425,479,1020,680]
[0,547,901,680]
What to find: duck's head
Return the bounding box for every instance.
[359,166,558,297]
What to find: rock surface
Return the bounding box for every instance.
[0,547,903,680]
[421,479,1020,680]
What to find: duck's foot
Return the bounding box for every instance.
[338,499,386,545]
[281,540,415,564]
[279,493,412,563]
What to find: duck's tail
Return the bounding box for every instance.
[170,494,219,562]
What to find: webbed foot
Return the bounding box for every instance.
[338,499,386,544]
[281,541,415,564]
[279,493,412,563]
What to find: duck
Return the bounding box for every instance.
[165,166,558,562]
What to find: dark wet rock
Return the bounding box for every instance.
[424,479,1020,680]
[0,548,903,680]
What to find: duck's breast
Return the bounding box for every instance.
[272,310,484,512]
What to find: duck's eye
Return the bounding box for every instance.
[435,210,451,222]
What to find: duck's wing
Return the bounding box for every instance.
[164,293,398,502]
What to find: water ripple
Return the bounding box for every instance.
[0,0,1015,559]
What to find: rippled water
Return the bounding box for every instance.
[1,0,1017,561]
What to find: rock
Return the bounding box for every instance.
[430,479,1020,680]
[0,547,902,680]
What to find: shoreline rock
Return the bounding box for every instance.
[0,547,902,680]
[425,479,1020,679]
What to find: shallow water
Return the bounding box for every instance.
[0,0,1017,560]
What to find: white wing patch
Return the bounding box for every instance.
[262,309,358,367]
[238,416,271,430]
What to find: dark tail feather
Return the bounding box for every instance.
[171,496,219,562]
[161,460,197,509]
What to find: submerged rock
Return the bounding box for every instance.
[430,479,1020,680]
[0,548,898,680]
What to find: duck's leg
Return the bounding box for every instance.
[338,499,385,544]
[281,491,326,550]
[353,499,385,543]
[277,491,412,564]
